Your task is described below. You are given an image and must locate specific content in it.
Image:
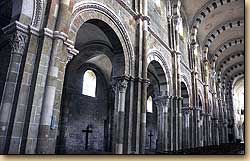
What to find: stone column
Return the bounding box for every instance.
[168,96,174,151]
[36,31,67,154]
[154,98,163,152]
[207,113,212,146]
[164,96,170,152]
[194,107,201,147]
[188,107,194,148]
[172,6,183,150]
[0,21,29,153]
[222,87,229,143]
[200,112,204,147]
[7,26,41,154]
[190,26,201,148]
[139,0,150,154]
[182,107,190,149]
[224,102,229,143]
[217,81,225,144]
[210,61,218,146]
[123,77,134,154]
[112,78,128,154]
[154,95,168,152]
[203,47,210,146]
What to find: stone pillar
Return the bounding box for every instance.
[154,95,168,152]
[224,102,229,143]
[207,113,212,146]
[0,21,29,154]
[217,81,225,144]
[172,2,183,149]
[210,61,219,146]
[112,78,128,154]
[8,26,41,154]
[188,108,194,148]
[36,31,68,154]
[172,96,178,151]
[203,47,211,146]
[168,96,174,151]
[123,77,134,154]
[131,77,142,154]
[222,88,229,143]
[194,107,201,147]
[182,107,190,149]
[139,0,149,154]
[200,112,204,147]
[164,96,170,152]
[189,25,201,148]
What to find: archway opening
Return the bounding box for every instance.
[181,82,190,149]
[56,19,125,154]
[145,60,167,153]
[232,78,244,143]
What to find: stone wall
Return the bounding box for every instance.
[145,107,157,150]
[63,67,110,153]
[148,0,169,46]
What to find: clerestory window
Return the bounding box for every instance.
[82,70,96,97]
[147,96,153,113]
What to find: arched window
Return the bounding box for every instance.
[82,70,96,97]
[178,17,184,37]
[155,0,161,7]
[147,96,153,113]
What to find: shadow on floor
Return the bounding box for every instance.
[161,143,245,155]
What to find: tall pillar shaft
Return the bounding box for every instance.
[139,0,149,154]
[36,32,68,154]
[112,78,128,154]
[203,48,212,146]
[0,22,29,154]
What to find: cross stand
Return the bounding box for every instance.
[148,130,153,150]
[82,125,93,150]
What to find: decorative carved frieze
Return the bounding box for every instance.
[32,0,43,28]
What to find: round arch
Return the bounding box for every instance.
[147,49,172,96]
[68,2,135,77]
[181,75,192,106]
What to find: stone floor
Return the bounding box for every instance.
[58,143,245,154]
[160,143,245,155]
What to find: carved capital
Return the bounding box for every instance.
[8,30,28,54]
[112,78,128,93]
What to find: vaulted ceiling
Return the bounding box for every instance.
[182,0,244,90]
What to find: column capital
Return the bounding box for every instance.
[3,21,29,54]
[135,14,151,24]
[112,77,129,93]
[171,50,182,56]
